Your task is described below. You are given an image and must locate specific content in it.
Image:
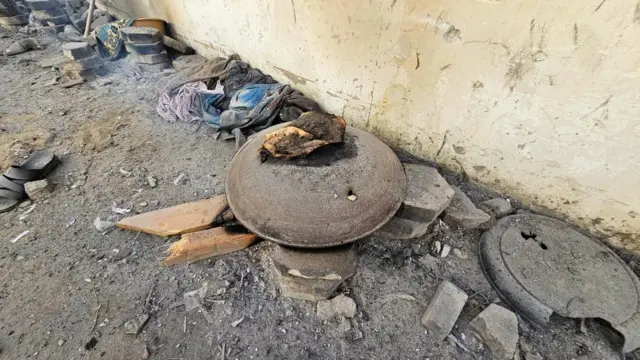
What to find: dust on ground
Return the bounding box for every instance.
[0,27,637,360]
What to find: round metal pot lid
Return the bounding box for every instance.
[479,214,640,352]
[226,123,407,248]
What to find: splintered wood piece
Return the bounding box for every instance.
[116,195,228,237]
[163,227,257,266]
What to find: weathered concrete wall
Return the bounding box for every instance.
[99,0,640,252]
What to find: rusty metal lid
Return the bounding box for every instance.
[226,124,407,248]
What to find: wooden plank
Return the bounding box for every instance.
[116,195,228,237]
[163,227,257,266]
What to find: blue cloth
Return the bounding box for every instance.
[198,92,226,126]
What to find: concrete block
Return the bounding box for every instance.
[26,0,57,10]
[271,244,357,301]
[396,163,455,224]
[25,179,53,200]
[376,216,430,240]
[421,281,468,341]
[63,55,103,71]
[124,40,165,55]
[131,50,169,65]
[89,14,111,30]
[120,26,162,44]
[470,304,519,359]
[0,13,28,26]
[443,186,491,229]
[62,42,94,60]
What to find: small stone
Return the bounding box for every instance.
[124,314,150,335]
[481,198,513,217]
[453,248,468,259]
[58,339,65,346]
[16,255,25,261]
[317,294,357,320]
[524,351,543,360]
[19,200,33,208]
[347,194,357,201]
[24,179,54,200]
[138,201,148,207]
[59,111,66,116]
[94,217,115,232]
[142,346,150,359]
[430,241,442,257]
[421,281,468,341]
[470,304,519,359]
[173,173,186,185]
[440,244,451,258]
[147,175,157,188]
[337,316,352,333]
[443,186,491,229]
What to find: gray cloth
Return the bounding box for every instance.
[221,60,276,96]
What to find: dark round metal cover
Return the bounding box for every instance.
[479,214,640,353]
[226,124,407,248]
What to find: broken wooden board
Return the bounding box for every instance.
[163,226,257,266]
[116,195,228,237]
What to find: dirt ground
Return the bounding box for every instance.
[0,27,638,360]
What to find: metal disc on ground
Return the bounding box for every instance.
[226,124,406,248]
[479,214,640,353]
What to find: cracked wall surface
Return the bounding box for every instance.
[99,0,640,252]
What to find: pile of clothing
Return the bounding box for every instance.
[157,55,320,147]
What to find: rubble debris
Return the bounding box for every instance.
[421,281,468,341]
[316,294,357,320]
[271,244,357,301]
[94,217,115,232]
[124,314,149,335]
[10,230,30,243]
[146,175,157,187]
[446,334,470,353]
[24,179,54,200]
[163,226,257,266]
[173,173,186,185]
[443,186,491,229]
[260,111,346,160]
[176,282,216,325]
[453,248,468,259]
[470,304,519,359]
[377,164,454,239]
[5,38,42,56]
[231,317,244,327]
[481,198,513,217]
[116,195,228,236]
[111,204,132,215]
